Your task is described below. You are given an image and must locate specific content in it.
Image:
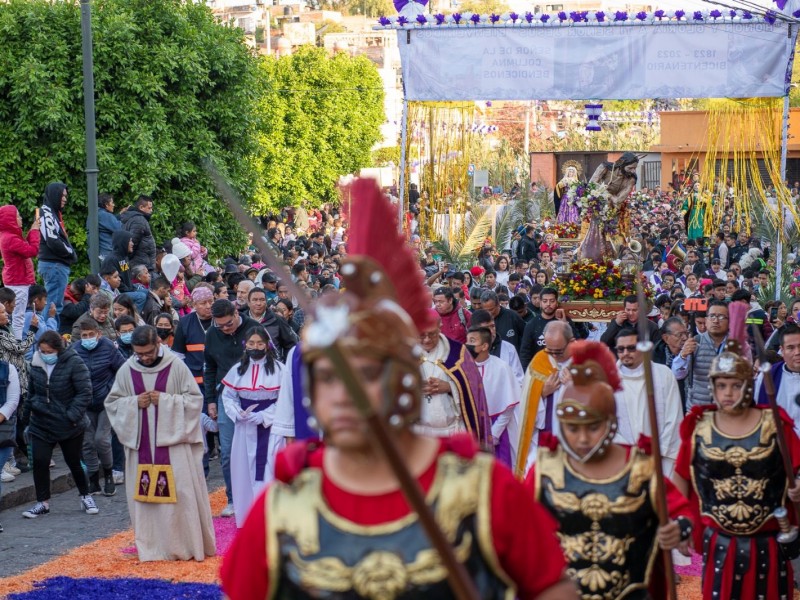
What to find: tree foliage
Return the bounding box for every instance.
[252,46,385,212]
[0,0,259,272]
[456,0,509,15]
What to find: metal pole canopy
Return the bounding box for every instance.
[776,23,795,301]
[81,0,100,274]
[398,97,409,232]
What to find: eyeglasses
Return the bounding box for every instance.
[214,317,237,330]
[616,345,638,354]
[708,314,729,322]
[419,332,439,340]
[133,346,158,359]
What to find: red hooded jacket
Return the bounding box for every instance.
[0,205,40,285]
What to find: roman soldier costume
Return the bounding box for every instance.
[221,179,570,600]
[675,338,800,600]
[529,341,692,600]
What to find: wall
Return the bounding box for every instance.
[530,153,556,187]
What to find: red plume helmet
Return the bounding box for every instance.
[302,178,428,424]
[346,178,431,330]
[557,341,620,427]
[556,341,620,462]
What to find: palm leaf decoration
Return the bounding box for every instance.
[494,192,537,252]
[431,206,491,271]
[751,206,800,305]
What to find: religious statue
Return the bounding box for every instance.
[554,161,582,223]
[577,153,640,261]
[589,152,640,208]
[682,182,707,241]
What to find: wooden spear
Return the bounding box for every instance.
[636,279,677,600]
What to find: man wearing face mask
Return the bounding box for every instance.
[73,320,125,497]
[114,315,137,359]
[466,327,521,468]
[516,321,574,478]
[105,325,215,561]
[204,299,260,518]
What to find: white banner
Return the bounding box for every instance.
[398,23,795,100]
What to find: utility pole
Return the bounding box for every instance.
[524,101,530,157]
[81,0,99,273]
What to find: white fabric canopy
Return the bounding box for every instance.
[397,22,796,101]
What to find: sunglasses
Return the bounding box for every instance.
[616,345,638,354]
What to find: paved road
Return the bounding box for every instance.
[0,458,224,578]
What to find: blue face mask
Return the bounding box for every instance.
[119,332,133,345]
[40,352,58,365]
[81,338,99,351]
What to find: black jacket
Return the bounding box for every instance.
[245,310,298,362]
[519,315,586,369]
[59,294,91,335]
[38,182,76,266]
[141,291,163,326]
[100,230,134,292]
[493,307,526,354]
[203,315,261,406]
[517,235,539,262]
[26,347,92,442]
[120,207,156,271]
[73,337,126,411]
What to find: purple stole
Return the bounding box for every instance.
[240,398,276,481]
[757,362,785,406]
[131,365,177,504]
[291,345,318,441]
[494,428,511,466]
[442,340,492,448]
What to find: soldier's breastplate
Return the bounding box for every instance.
[267,452,514,600]
[691,411,787,535]
[536,447,658,600]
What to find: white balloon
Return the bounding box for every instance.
[162,253,180,283]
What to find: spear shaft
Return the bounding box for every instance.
[636,279,676,600]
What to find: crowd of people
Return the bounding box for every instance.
[1,176,799,600]
[0,183,346,534]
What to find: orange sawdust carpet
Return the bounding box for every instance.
[3,488,799,599]
[0,489,228,597]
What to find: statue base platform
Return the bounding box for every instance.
[555,238,581,253]
[561,301,623,322]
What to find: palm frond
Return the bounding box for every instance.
[430,206,491,271]
[430,238,460,268]
[457,207,492,265]
[494,204,517,252]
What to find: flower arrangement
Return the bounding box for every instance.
[566,182,618,225]
[378,8,777,27]
[557,259,653,301]
[548,222,581,238]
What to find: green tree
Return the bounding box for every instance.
[252,46,385,211]
[0,0,259,273]
[344,0,393,17]
[457,0,509,14]
[372,146,400,166]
